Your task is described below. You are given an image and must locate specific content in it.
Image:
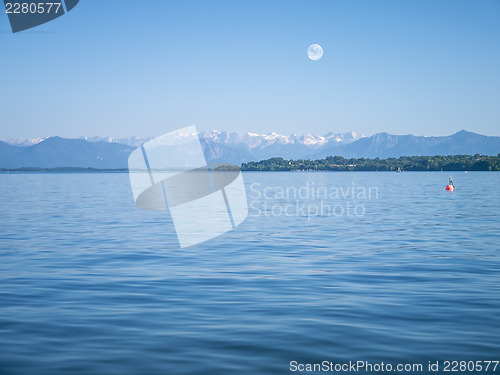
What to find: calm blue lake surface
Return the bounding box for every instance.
[0,172,499,375]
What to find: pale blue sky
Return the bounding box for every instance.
[1,0,499,139]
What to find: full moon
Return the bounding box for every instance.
[307,44,323,60]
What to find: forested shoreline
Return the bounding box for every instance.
[241,154,500,171]
[2,154,500,172]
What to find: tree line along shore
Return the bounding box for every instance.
[1,154,499,172]
[240,154,500,172]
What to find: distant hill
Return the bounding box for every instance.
[1,130,499,169]
[198,130,362,161]
[0,137,134,169]
[4,130,363,165]
[308,131,500,159]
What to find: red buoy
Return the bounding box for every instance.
[445,184,454,191]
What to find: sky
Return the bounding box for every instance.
[1,0,499,139]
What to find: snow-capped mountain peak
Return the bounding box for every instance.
[5,137,49,147]
[4,130,365,164]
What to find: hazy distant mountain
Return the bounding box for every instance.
[6,136,153,148]
[198,130,362,161]
[3,130,363,166]
[309,130,500,159]
[78,136,154,148]
[1,130,499,169]
[0,137,134,169]
[5,137,49,147]
[199,138,255,165]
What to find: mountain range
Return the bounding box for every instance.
[1,130,499,169]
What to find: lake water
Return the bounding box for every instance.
[0,172,499,375]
